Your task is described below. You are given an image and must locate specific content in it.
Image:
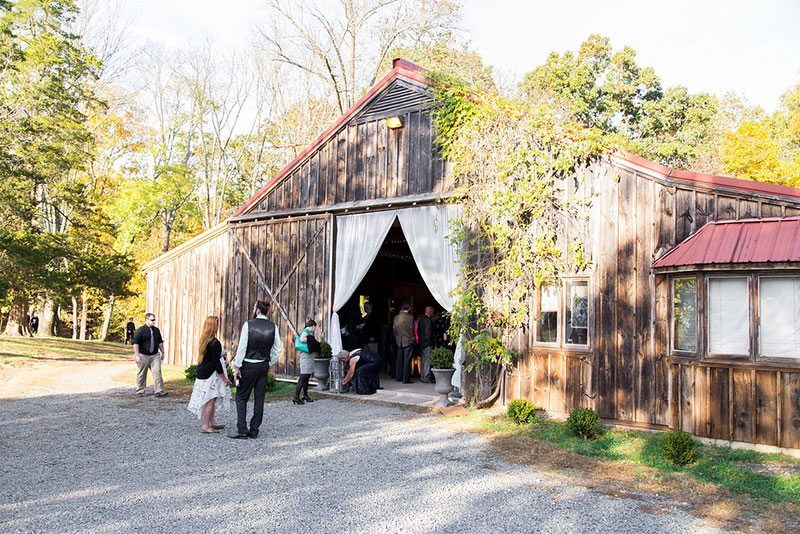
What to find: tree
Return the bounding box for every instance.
[0,0,100,336]
[257,0,461,114]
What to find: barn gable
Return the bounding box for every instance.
[234,60,442,220]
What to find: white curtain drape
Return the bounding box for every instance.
[397,205,464,388]
[329,211,397,354]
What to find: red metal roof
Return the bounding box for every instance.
[615,153,800,201]
[652,217,800,268]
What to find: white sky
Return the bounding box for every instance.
[125,0,800,112]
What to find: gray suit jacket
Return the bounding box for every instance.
[393,311,415,348]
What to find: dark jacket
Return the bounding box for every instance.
[133,325,164,355]
[418,314,434,349]
[196,338,224,379]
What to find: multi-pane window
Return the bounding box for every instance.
[536,284,558,343]
[670,273,800,362]
[671,277,697,352]
[759,277,800,360]
[707,277,750,356]
[535,279,590,348]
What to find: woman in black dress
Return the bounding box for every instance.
[340,349,382,395]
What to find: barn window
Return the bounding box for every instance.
[758,276,800,360]
[536,283,559,344]
[707,277,750,356]
[534,278,591,348]
[671,277,697,353]
[564,280,589,346]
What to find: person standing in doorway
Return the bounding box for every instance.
[125,318,136,345]
[132,313,167,397]
[229,300,281,439]
[393,301,415,383]
[418,307,434,383]
[360,301,379,354]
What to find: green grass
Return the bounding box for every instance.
[474,411,800,505]
[0,336,130,363]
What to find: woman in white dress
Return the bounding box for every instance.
[187,316,231,433]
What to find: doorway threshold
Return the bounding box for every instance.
[315,374,463,407]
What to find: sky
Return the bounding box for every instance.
[125,0,800,112]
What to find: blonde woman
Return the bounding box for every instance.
[187,316,231,433]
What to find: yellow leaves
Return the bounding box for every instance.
[722,121,794,185]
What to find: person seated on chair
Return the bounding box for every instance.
[339,348,382,395]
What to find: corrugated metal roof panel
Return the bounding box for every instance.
[653,217,800,268]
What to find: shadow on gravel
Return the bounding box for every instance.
[0,392,718,533]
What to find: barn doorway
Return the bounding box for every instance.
[339,220,445,386]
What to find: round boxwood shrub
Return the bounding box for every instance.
[662,430,698,466]
[318,341,332,359]
[507,399,540,425]
[265,372,277,392]
[430,347,455,369]
[566,407,601,439]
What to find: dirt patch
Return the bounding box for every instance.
[0,360,131,399]
[736,461,800,476]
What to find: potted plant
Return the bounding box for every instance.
[313,341,332,391]
[430,347,455,407]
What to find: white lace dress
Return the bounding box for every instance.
[187,353,231,419]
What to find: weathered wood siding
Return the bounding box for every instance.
[504,159,800,448]
[146,226,232,367]
[243,109,446,216]
[225,216,331,379]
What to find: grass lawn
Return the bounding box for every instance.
[111,363,299,401]
[0,336,130,365]
[452,410,800,532]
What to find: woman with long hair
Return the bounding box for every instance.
[293,318,318,405]
[187,316,231,433]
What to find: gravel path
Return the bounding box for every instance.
[0,363,727,533]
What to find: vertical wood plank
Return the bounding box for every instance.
[732,368,754,443]
[756,371,779,446]
[780,372,800,449]
[717,195,738,220]
[709,367,730,440]
[616,170,635,421]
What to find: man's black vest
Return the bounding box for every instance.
[245,318,275,361]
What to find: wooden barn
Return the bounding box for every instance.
[144,59,800,452]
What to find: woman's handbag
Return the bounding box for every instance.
[306,333,322,354]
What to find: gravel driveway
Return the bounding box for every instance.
[0,366,727,533]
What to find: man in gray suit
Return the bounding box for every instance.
[393,301,415,383]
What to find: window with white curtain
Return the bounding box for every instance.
[707,277,750,355]
[536,283,559,343]
[759,277,800,359]
[671,277,697,352]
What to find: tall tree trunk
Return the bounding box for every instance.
[38,296,57,337]
[71,296,79,339]
[2,297,28,336]
[79,290,88,340]
[99,295,115,341]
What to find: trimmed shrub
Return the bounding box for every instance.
[430,347,455,369]
[566,407,601,439]
[185,364,197,381]
[507,399,540,425]
[265,372,277,392]
[663,430,698,466]
[318,341,332,359]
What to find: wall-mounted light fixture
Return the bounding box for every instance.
[386,116,403,129]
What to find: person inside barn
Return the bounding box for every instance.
[393,301,415,383]
[229,300,281,439]
[339,348,382,395]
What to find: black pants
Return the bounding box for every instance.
[395,345,413,382]
[294,373,311,399]
[235,360,270,435]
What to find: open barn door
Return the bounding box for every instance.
[227,215,331,378]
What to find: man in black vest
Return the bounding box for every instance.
[229,300,282,439]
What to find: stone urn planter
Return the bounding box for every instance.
[431,368,455,407]
[313,358,330,391]
[430,347,456,407]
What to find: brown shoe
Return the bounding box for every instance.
[154,391,168,398]
[210,424,225,430]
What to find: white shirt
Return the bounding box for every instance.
[232,314,282,367]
